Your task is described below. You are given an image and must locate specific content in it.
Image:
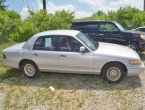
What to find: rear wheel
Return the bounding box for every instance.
[102,63,126,84]
[21,61,39,78]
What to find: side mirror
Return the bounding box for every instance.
[80,46,86,53]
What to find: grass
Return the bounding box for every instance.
[0,41,144,110]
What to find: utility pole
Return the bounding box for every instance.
[144,0,145,11]
[43,0,46,10]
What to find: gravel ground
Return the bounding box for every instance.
[0,70,145,110]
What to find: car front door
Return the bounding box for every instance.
[99,22,122,44]
[32,36,59,72]
[58,36,95,74]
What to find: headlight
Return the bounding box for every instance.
[129,59,142,65]
[139,35,145,40]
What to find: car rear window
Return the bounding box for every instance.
[71,23,99,31]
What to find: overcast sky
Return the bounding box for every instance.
[5,0,144,19]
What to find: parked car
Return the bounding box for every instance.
[134,26,145,32]
[2,30,145,83]
[71,21,145,52]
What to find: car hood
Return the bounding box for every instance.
[3,42,26,53]
[94,42,140,59]
[124,30,145,35]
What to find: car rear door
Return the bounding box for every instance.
[58,35,95,74]
[32,36,60,72]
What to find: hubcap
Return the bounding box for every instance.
[24,64,35,76]
[127,45,136,51]
[107,67,121,81]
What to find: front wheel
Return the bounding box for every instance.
[126,42,139,52]
[102,63,126,84]
[21,61,39,78]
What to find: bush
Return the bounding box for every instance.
[10,21,38,42]
[2,6,145,43]
[81,7,145,30]
[107,7,145,29]
[0,10,20,41]
[10,10,74,42]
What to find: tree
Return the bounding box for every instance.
[0,10,21,41]
[81,10,107,21]
[107,7,143,29]
[10,10,74,42]
[82,7,145,29]
[0,0,6,10]
[93,10,106,16]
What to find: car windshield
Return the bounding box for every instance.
[76,33,97,51]
[115,22,125,31]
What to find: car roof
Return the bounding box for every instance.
[34,30,80,37]
[73,20,116,24]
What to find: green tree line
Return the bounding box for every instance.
[0,10,74,42]
[82,7,145,29]
[0,0,145,43]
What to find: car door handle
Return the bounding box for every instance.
[60,55,66,57]
[99,34,104,36]
[33,54,38,56]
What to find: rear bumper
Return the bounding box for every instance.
[1,59,19,69]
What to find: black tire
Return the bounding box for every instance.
[21,61,40,79]
[102,63,126,84]
[126,42,139,52]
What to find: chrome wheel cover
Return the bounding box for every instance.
[127,45,136,51]
[107,67,121,81]
[24,64,35,76]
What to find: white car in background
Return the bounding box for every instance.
[2,30,145,83]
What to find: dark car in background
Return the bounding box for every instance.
[71,21,145,52]
[134,26,145,32]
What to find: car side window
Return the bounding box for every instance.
[72,23,99,31]
[84,24,99,31]
[100,23,118,32]
[59,36,82,52]
[33,36,56,51]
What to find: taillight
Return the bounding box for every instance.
[2,54,6,59]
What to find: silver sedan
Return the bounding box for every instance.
[2,30,145,83]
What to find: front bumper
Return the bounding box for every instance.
[139,41,145,52]
[127,63,145,76]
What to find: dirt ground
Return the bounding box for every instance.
[0,70,145,110]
